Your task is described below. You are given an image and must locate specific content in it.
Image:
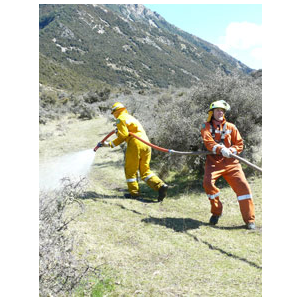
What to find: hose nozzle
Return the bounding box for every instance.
[93,130,116,152]
[93,142,103,152]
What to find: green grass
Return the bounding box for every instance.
[40,115,262,297]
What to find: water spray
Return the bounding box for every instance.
[39,149,96,191]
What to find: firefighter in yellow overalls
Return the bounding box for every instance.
[102,102,168,201]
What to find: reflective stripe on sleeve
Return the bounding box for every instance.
[111,141,116,148]
[212,144,219,154]
[237,194,252,201]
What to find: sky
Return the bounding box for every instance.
[144,4,262,70]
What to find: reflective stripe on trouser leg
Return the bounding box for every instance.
[139,143,164,191]
[208,194,223,216]
[203,166,223,216]
[238,198,255,223]
[125,177,139,196]
[143,173,164,191]
[222,164,255,224]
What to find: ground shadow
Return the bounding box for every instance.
[80,190,158,203]
[80,191,124,200]
[200,239,262,269]
[142,216,210,232]
[138,174,231,200]
[79,191,261,270]
[142,216,261,270]
[131,174,225,200]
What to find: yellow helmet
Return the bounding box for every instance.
[209,100,230,112]
[111,102,126,114]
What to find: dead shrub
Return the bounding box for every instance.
[39,177,101,296]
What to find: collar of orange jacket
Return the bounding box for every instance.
[212,117,226,127]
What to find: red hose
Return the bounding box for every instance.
[129,132,262,172]
[129,132,170,153]
[95,130,262,172]
[129,132,211,155]
[93,130,116,152]
[95,130,208,155]
[101,130,116,143]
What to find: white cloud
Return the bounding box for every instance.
[218,22,262,51]
[217,22,262,69]
[251,47,262,61]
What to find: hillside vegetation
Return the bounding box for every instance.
[39,4,253,91]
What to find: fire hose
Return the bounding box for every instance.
[93,129,116,152]
[94,130,262,173]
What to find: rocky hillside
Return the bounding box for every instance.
[39,4,254,91]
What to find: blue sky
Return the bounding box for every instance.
[144,4,262,70]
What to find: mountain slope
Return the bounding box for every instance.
[39,4,253,90]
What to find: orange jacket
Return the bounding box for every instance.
[201,119,243,164]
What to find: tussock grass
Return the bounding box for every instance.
[40,115,262,297]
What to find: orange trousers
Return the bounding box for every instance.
[203,161,255,224]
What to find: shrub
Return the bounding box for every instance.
[39,85,112,124]
[132,70,262,177]
[84,88,111,104]
[190,69,262,164]
[39,177,101,296]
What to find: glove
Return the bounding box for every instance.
[102,141,110,147]
[229,147,237,155]
[221,147,232,158]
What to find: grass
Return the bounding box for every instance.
[40,115,262,297]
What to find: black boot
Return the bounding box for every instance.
[158,184,168,202]
[209,215,220,225]
[124,193,138,199]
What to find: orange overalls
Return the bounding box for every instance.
[200,119,255,224]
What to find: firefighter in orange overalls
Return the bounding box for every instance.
[102,102,168,201]
[200,100,255,230]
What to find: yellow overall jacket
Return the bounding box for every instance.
[109,110,164,196]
